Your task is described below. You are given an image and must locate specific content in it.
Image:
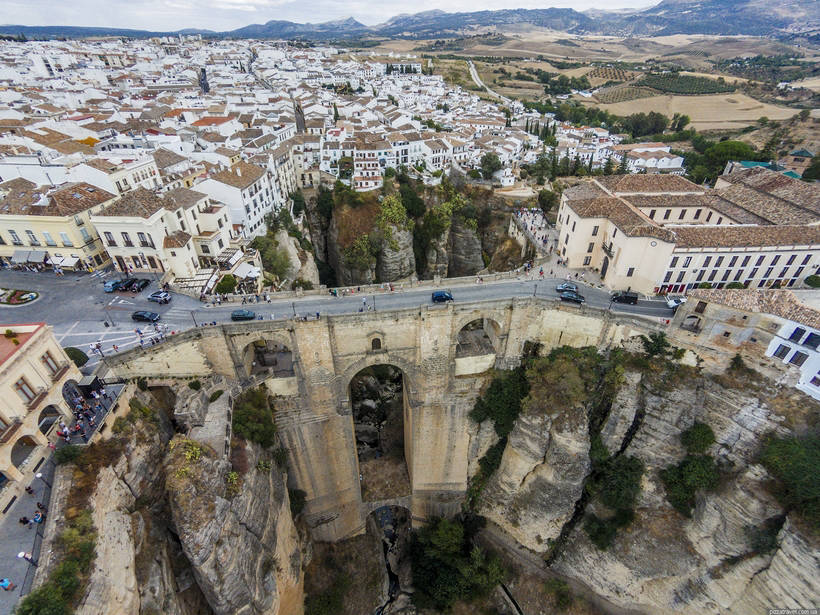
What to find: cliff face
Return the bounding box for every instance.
[478,367,819,615]
[58,387,304,615]
[375,225,416,283]
[447,217,485,277]
[165,436,305,615]
[274,229,320,287]
[479,401,590,550]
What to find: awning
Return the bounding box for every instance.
[11,250,29,264]
[233,262,261,279]
[27,250,46,263]
[47,255,80,268]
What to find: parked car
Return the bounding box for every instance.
[129,278,150,292]
[131,311,160,322]
[147,291,171,305]
[431,290,454,303]
[559,291,585,304]
[666,295,687,310]
[556,282,578,293]
[611,290,639,305]
[231,309,256,321]
[103,278,129,293]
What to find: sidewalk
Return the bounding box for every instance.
[0,381,124,613]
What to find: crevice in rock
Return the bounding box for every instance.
[616,373,647,456]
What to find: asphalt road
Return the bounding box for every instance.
[468,61,511,103]
[0,268,673,370]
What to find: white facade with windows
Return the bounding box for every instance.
[767,320,820,401]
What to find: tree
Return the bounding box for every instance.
[704,140,757,173]
[64,347,88,367]
[332,103,339,123]
[616,155,629,175]
[538,189,558,214]
[603,156,615,175]
[480,152,502,180]
[290,190,305,216]
[215,274,237,294]
[671,113,690,132]
[802,155,820,181]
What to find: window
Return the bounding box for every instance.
[80,228,91,242]
[572,221,576,232]
[218,239,224,249]
[764,267,774,278]
[663,271,672,283]
[741,255,750,267]
[756,255,765,266]
[708,270,717,281]
[811,373,820,387]
[627,268,634,277]
[613,229,617,238]
[802,254,810,265]
[14,377,35,402]
[723,331,731,337]
[729,256,738,267]
[137,232,153,248]
[695,301,707,314]
[201,245,210,254]
[663,209,671,220]
[583,256,591,266]
[696,270,705,281]
[43,231,56,246]
[132,256,141,268]
[683,257,691,268]
[26,230,40,246]
[722,270,730,281]
[676,272,684,283]
[0,233,4,245]
[715,256,724,267]
[587,243,594,253]
[703,256,711,267]
[121,232,133,247]
[670,257,679,268]
[371,338,382,351]
[771,255,780,266]
[773,344,790,359]
[786,255,796,266]
[60,232,73,247]
[694,209,702,219]
[678,209,686,220]
[592,225,599,236]
[717,217,723,225]
[780,267,789,278]
[706,211,713,222]
[649,209,656,219]
[803,333,820,351]
[789,351,808,367]
[41,351,58,374]
[733,270,743,281]
[750,268,759,278]
[789,327,806,342]
[104,232,116,247]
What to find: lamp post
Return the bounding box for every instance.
[190,311,198,327]
[34,472,51,489]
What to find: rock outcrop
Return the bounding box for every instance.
[447,217,485,277]
[376,225,416,282]
[274,229,320,287]
[166,436,305,615]
[480,401,590,550]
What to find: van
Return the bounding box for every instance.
[432,290,453,303]
[611,291,639,305]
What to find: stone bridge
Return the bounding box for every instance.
[103,296,662,541]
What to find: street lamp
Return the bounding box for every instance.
[34,472,51,489]
[190,311,198,327]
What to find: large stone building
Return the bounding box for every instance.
[0,178,117,269]
[557,168,820,294]
[0,323,81,512]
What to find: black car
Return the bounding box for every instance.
[132,310,160,322]
[432,290,454,303]
[129,278,150,292]
[231,309,256,321]
[559,290,585,304]
[611,290,639,305]
[103,278,130,292]
[556,282,578,293]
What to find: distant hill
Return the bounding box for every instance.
[0,0,816,41]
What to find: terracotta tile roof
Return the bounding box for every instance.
[688,289,820,330]
[716,167,820,222]
[97,187,165,218]
[163,230,191,249]
[45,183,116,216]
[210,161,265,189]
[163,187,206,210]
[192,116,232,127]
[672,224,820,248]
[596,174,704,194]
[152,148,187,170]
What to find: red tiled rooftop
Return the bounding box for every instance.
[0,323,44,366]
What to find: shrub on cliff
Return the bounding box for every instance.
[760,435,819,530]
[681,421,715,455]
[660,454,720,516]
[232,386,277,448]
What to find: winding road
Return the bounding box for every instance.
[468,61,510,103]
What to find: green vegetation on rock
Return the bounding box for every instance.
[64,346,88,367]
[232,386,277,448]
[760,435,819,530]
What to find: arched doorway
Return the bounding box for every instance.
[601,255,610,280]
[349,364,410,502]
[37,405,62,435]
[11,435,39,471]
[681,314,702,333]
[456,318,501,358]
[242,339,294,378]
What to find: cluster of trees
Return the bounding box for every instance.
[410,516,505,610]
[759,434,819,530]
[660,422,719,516]
[637,73,735,95]
[232,386,278,448]
[479,152,502,179]
[680,137,769,184]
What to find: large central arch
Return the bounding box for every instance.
[348,363,412,503]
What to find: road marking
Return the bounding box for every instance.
[116,299,135,305]
[56,321,79,342]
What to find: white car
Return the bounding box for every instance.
[666,295,687,310]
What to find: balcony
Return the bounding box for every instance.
[0,419,23,444]
[26,387,48,411]
[50,362,70,381]
[139,241,154,248]
[602,242,614,258]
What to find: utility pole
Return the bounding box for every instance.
[191,311,198,327]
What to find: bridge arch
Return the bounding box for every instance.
[238,333,296,379]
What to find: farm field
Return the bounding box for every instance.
[578,92,798,130]
[594,85,656,104]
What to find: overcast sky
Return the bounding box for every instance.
[1,0,656,31]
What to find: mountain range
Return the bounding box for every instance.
[1,0,817,41]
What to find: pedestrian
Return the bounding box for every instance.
[37,502,47,512]
[18,516,29,527]
[316,312,320,320]
[17,552,37,565]
[0,578,15,591]
[24,486,34,496]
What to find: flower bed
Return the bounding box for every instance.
[0,288,39,305]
